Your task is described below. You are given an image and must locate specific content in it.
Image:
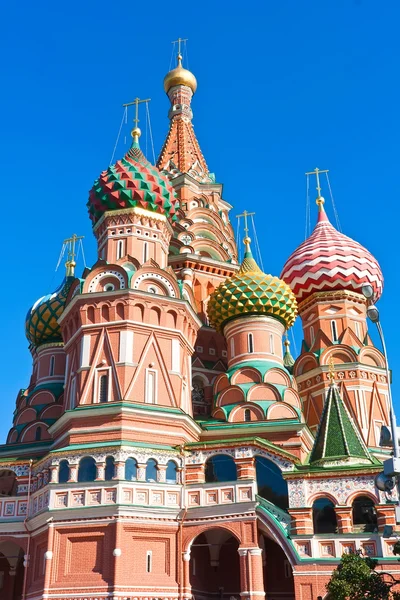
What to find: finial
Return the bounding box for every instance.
[122,97,151,145]
[284,332,290,349]
[64,234,84,277]
[237,210,256,256]
[328,356,336,384]
[306,167,329,207]
[172,37,188,67]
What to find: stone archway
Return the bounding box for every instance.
[188,528,240,600]
[258,532,295,600]
[0,541,25,600]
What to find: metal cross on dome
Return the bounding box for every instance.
[63,233,84,277]
[172,37,188,58]
[306,167,329,199]
[122,97,151,129]
[236,210,255,238]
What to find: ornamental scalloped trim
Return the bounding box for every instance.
[88,142,178,225]
[207,269,298,333]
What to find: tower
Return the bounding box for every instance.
[158,49,239,416]
[280,177,389,447]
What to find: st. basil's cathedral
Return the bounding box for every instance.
[0,48,398,600]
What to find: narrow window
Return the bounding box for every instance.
[146,551,152,573]
[105,456,115,480]
[244,408,251,422]
[355,321,361,339]
[116,239,125,260]
[49,355,55,376]
[143,242,148,262]
[99,374,108,403]
[230,338,235,358]
[146,370,156,404]
[70,378,77,409]
[269,333,274,354]
[35,427,42,441]
[310,326,315,344]
[248,333,254,354]
[331,320,338,342]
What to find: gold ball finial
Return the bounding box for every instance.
[316,196,325,207]
[243,236,252,246]
[131,127,141,140]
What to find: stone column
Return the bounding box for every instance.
[375,504,396,531]
[248,548,265,600]
[185,463,205,484]
[236,457,256,480]
[137,463,147,482]
[335,506,353,533]
[43,469,49,485]
[238,547,265,600]
[43,524,55,592]
[37,472,43,489]
[114,461,125,480]
[69,464,78,483]
[157,465,167,483]
[95,462,105,481]
[182,550,191,600]
[49,465,58,483]
[288,508,313,535]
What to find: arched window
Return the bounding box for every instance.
[78,457,96,483]
[192,377,205,405]
[244,408,251,422]
[35,426,42,441]
[143,242,148,262]
[331,320,338,342]
[116,239,125,260]
[313,498,337,534]
[0,470,18,496]
[105,456,115,481]
[49,355,55,376]
[166,460,177,483]
[352,496,377,533]
[255,456,288,510]
[98,374,108,403]
[204,455,237,483]
[125,457,138,481]
[269,334,274,354]
[58,460,70,484]
[146,459,158,482]
[248,333,254,353]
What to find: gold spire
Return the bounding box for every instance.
[64,234,84,277]
[306,167,329,207]
[122,97,151,143]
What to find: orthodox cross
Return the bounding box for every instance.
[236,210,255,238]
[305,167,329,199]
[172,37,188,59]
[63,233,84,276]
[122,97,151,129]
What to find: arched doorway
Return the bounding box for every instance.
[259,533,295,600]
[189,528,240,600]
[0,541,25,600]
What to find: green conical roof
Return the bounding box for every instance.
[310,383,372,466]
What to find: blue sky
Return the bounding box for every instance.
[0,0,398,443]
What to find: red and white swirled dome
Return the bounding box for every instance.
[280,203,383,303]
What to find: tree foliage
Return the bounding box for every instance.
[327,551,400,600]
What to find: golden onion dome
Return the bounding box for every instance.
[164,54,197,94]
[207,239,298,333]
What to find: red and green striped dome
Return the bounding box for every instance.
[88,141,178,225]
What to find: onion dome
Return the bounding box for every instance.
[164,53,197,94]
[25,275,74,348]
[280,199,383,303]
[207,238,298,332]
[88,130,177,225]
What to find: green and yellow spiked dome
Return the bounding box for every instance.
[207,239,298,332]
[25,276,74,348]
